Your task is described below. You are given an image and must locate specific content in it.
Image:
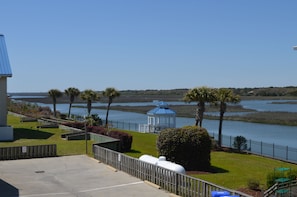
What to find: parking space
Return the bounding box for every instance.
[0,155,172,197]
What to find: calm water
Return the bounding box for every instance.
[32,100,297,148]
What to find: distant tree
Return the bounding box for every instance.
[65,87,80,118]
[102,87,120,127]
[214,88,240,147]
[183,86,216,127]
[233,136,247,152]
[48,89,62,117]
[80,89,100,116]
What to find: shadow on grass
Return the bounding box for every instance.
[14,128,53,140]
[127,149,141,154]
[208,165,229,173]
[188,166,228,175]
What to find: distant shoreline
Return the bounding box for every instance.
[10,91,297,105]
[9,92,297,126]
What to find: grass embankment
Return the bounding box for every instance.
[123,130,297,190]
[3,115,94,156]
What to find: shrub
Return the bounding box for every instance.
[85,114,103,126]
[157,125,211,171]
[109,130,133,152]
[233,136,247,152]
[287,169,297,180]
[87,126,107,135]
[266,171,283,188]
[266,169,295,188]
[63,122,85,129]
[247,179,260,190]
[266,168,297,188]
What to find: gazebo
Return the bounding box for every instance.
[0,34,13,141]
[140,101,176,133]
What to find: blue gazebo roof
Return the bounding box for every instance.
[147,101,176,115]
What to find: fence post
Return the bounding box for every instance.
[261,141,263,155]
[175,173,179,195]
[286,146,289,161]
[230,136,232,147]
[273,143,275,158]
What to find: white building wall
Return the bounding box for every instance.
[0,77,7,126]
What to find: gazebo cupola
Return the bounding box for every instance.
[0,34,13,141]
[146,101,176,133]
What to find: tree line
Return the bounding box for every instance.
[48,87,120,128]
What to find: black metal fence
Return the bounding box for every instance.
[0,144,57,160]
[107,120,140,131]
[93,145,252,197]
[217,133,297,164]
[107,120,297,164]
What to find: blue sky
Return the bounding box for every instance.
[1,1,297,92]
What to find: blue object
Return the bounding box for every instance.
[221,196,240,197]
[211,191,230,197]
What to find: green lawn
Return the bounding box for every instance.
[122,130,297,190]
[3,115,94,156]
[3,115,297,191]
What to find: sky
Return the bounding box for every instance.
[1,0,297,92]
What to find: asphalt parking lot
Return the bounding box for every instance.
[0,155,172,197]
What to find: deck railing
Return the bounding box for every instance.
[93,145,252,197]
[0,144,57,160]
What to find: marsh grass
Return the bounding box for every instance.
[226,111,297,126]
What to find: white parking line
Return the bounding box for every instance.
[20,181,144,197]
[20,192,69,197]
[79,181,144,192]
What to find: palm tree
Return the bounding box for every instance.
[215,88,240,147]
[183,86,216,127]
[102,87,120,127]
[80,89,100,116]
[65,87,80,118]
[48,89,62,117]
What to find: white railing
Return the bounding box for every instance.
[93,145,252,197]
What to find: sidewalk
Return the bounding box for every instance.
[0,155,172,197]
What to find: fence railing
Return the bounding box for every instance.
[216,133,297,164]
[0,144,57,160]
[93,145,252,197]
[263,179,297,197]
[107,120,297,164]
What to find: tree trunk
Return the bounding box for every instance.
[105,102,111,127]
[218,102,226,147]
[53,97,57,117]
[198,102,205,127]
[218,112,224,147]
[68,103,72,118]
[195,106,199,126]
[87,100,91,116]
